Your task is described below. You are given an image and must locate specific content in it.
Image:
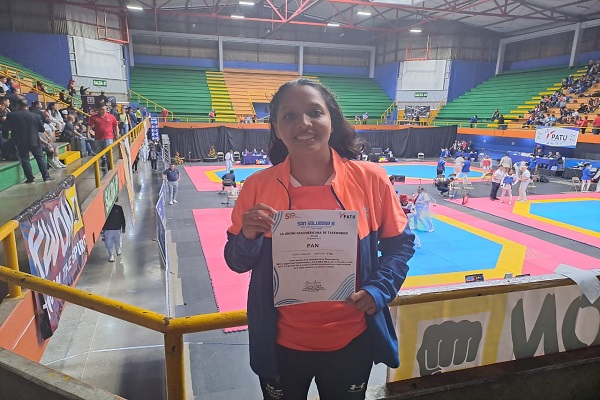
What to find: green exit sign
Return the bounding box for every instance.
[93,79,108,87]
[414,92,428,98]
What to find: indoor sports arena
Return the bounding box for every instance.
[0,1,599,399]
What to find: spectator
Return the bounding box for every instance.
[578,115,589,134]
[209,108,216,123]
[470,115,478,128]
[362,111,369,125]
[79,85,89,96]
[497,114,506,130]
[491,109,500,122]
[354,114,360,124]
[2,99,54,183]
[161,108,169,122]
[88,105,118,168]
[118,108,129,135]
[102,199,126,262]
[135,107,142,123]
[97,91,109,106]
[148,144,158,170]
[46,102,65,132]
[0,76,9,92]
[593,113,600,135]
[67,79,77,97]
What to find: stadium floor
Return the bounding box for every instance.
[8,157,599,399]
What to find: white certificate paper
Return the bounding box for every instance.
[271,210,358,307]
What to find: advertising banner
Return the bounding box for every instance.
[535,127,579,148]
[16,176,87,340]
[156,182,167,264]
[389,284,599,381]
[150,117,160,141]
[119,139,136,226]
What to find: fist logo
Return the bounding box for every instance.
[416,320,482,376]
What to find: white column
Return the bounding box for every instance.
[569,23,583,67]
[495,40,506,75]
[218,37,224,72]
[369,49,375,78]
[299,44,304,76]
[128,35,135,67]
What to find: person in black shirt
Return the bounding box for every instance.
[221,170,236,190]
[3,99,54,183]
[102,199,126,262]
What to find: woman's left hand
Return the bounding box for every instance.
[346,290,377,315]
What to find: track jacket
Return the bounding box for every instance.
[224,149,415,379]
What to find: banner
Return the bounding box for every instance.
[389,284,599,381]
[150,117,160,141]
[16,176,87,340]
[119,139,136,226]
[535,127,579,148]
[156,182,167,264]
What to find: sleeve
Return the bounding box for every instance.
[223,177,265,273]
[361,169,415,311]
[120,208,126,231]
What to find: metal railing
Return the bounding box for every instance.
[130,90,173,120]
[0,119,595,398]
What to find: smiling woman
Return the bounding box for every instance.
[223,78,415,400]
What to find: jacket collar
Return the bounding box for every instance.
[273,147,348,194]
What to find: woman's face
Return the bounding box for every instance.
[273,85,332,160]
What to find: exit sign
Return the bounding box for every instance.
[93,79,108,87]
[414,92,428,98]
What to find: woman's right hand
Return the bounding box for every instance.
[241,203,278,240]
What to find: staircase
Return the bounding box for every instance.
[205,71,237,123]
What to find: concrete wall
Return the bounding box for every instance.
[0,32,71,86]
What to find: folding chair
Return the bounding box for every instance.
[233,151,241,161]
[569,177,582,191]
[217,151,225,161]
[222,187,239,206]
[219,179,234,195]
[417,152,425,161]
[526,182,537,194]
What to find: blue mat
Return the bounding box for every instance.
[382,219,502,276]
[218,164,481,182]
[529,200,600,233]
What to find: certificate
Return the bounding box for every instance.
[271,209,358,307]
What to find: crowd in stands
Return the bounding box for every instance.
[522,59,600,129]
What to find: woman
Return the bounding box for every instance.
[224,79,415,399]
[581,163,593,192]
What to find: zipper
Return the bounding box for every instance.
[330,186,346,210]
[276,178,292,210]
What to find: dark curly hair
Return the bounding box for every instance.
[268,78,364,165]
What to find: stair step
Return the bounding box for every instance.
[58,151,81,165]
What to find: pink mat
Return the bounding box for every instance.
[433,204,599,277]
[184,166,223,192]
[457,192,600,246]
[193,208,249,331]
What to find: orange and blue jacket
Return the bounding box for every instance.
[225,149,415,379]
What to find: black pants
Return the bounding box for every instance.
[259,331,373,400]
[132,158,139,172]
[490,182,501,199]
[17,145,50,181]
[150,159,157,170]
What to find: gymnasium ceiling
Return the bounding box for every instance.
[45,0,600,41]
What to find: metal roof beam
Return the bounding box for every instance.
[327,0,579,22]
